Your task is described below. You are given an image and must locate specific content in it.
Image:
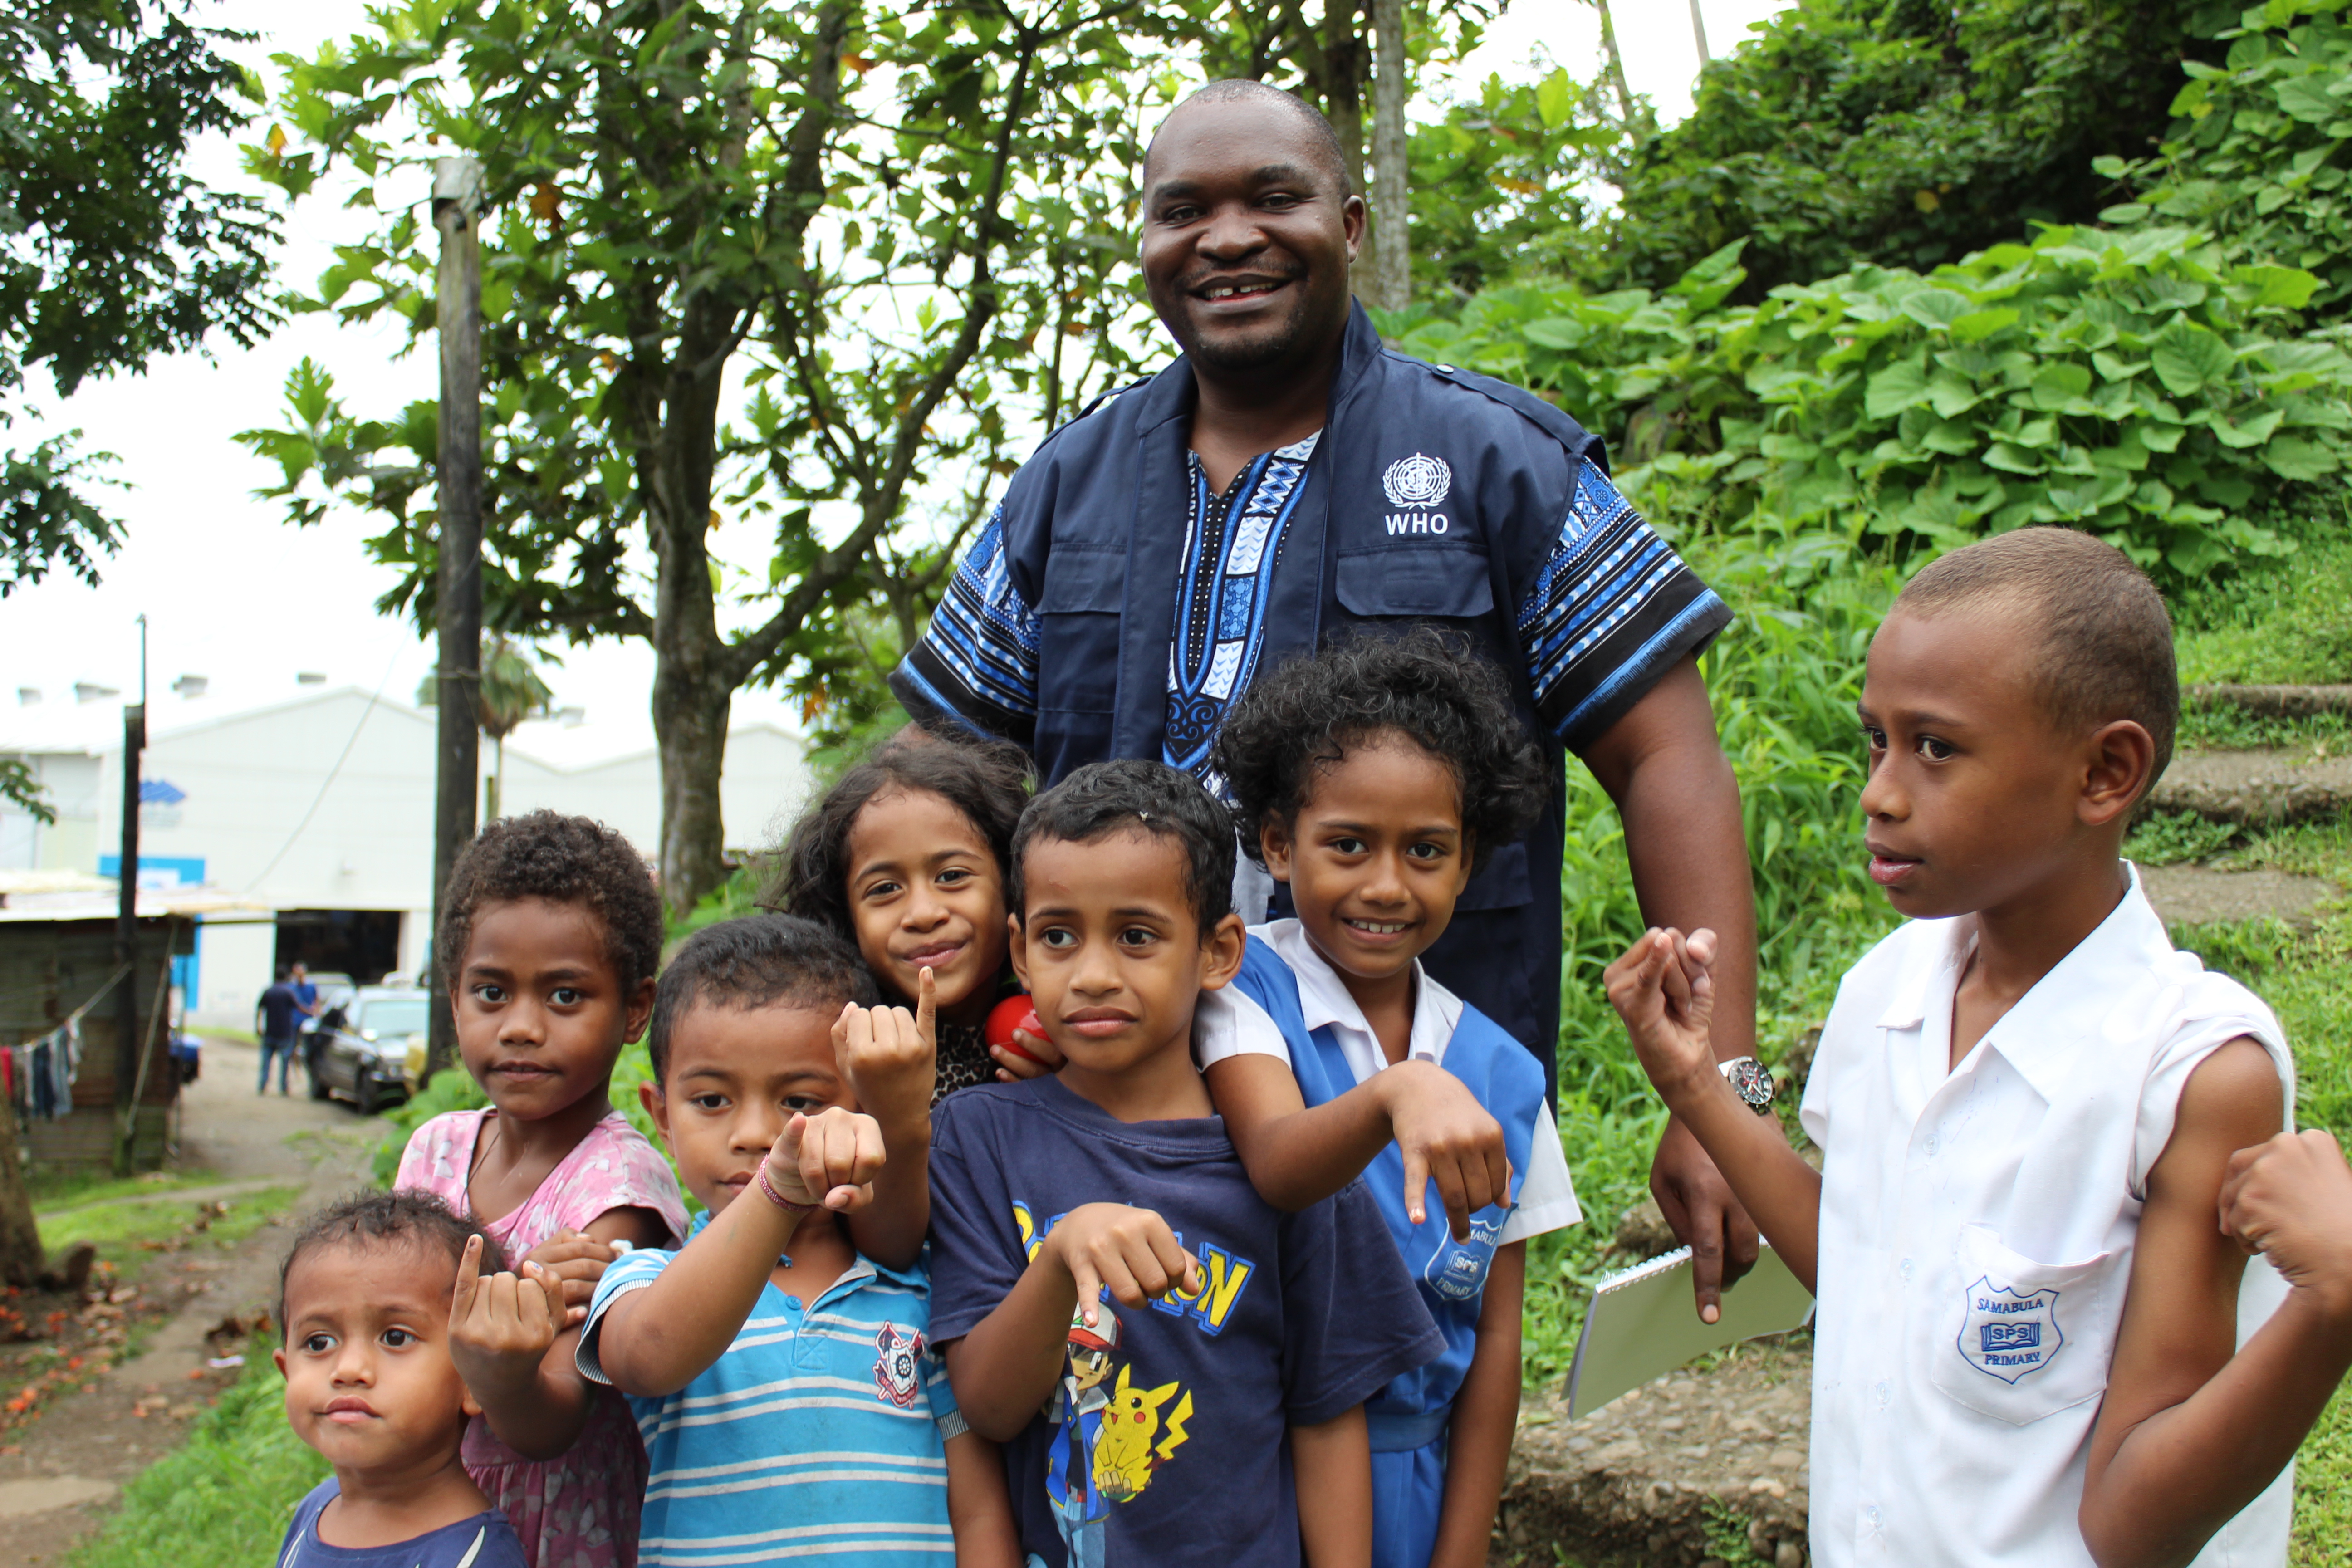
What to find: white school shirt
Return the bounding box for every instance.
[1799,866,2294,1567]
[1196,918,1582,1245]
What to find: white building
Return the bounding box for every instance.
[0,681,812,1027]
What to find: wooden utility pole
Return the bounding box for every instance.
[111,614,146,1175]
[1690,0,1712,62]
[425,155,485,1085]
[1370,0,1409,312]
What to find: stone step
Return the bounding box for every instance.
[1497,1340,1813,1568]
[2151,749,2352,828]
[2139,863,2341,928]
[2187,684,2352,718]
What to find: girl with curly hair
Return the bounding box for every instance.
[1200,628,1587,1568]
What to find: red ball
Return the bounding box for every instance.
[985,995,1045,1063]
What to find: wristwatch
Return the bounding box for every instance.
[1720,1056,1777,1115]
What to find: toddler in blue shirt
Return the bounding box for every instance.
[273,1191,527,1568]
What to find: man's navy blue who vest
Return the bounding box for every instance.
[897,304,1731,1093]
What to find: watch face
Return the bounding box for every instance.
[1727,1057,1774,1107]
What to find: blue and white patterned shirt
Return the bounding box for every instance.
[578,1219,968,1567]
[911,441,1711,769]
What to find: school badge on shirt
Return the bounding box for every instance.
[1955,1277,2065,1385]
[1423,1213,1502,1302]
[873,1322,925,1408]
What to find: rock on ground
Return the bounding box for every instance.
[1496,1338,1813,1568]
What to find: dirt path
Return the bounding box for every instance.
[3,1038,384,1564]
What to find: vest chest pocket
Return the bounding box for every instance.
[1036,548,1127,716]
[1928,1224,2119,1426]
[1335,548,1495,620]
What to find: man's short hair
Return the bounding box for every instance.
[1011,759,1235,934]
[1146,79,1352,197]
[279,1189,501,1331]
[1894,526,2179,785]
[647,915,879,1083]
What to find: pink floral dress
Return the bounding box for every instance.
[397,1108,689,1568]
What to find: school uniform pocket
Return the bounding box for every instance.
[1928,1223,2118,1425]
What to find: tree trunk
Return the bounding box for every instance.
[0,1106,42,1287]
[1368,0,1408,311]
[644,344,736,919]
[1596,0,1635,123]
[1321,0,1367,201]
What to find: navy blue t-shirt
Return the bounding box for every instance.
[275,1478,526,1568]
[258,983,304,1041]
[929,1077,1444,1568]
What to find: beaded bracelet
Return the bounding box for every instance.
[756,1162,816,1216]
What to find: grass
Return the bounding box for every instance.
[62,1338,327,1568]
[36,1185,301,1279]
[24,1166,224,1211]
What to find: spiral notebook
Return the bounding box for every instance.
[1565,1241,1816,1419]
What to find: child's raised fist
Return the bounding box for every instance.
[1604,926,1721,1110]
[763,1106,887,1213]
[834,967,937,1123]
[448,1235,573,1398]
[2220,1127,2352,1319]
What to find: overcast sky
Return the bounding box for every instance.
[2,0,1791,759]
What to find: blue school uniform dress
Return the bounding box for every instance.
[1208,921,1583,1568]
[892,302,1731,1099]
[576,1217,968,1568]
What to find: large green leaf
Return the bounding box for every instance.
[1864,360,1933,419]
[2150,321,2236,397]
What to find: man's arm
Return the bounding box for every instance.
[1291,1405,1372,1568]
[2078,1041,2349,1568]
[1581,655,1762,1317]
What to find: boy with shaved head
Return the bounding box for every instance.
[1608,527,2352,1566]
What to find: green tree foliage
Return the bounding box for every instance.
[2100,0,2352,314]
[1398,227,2352,580]
[237,0,1177,916]
[0,0,276,595]
[1602,0,2227,300]
[1401,67,1631,299]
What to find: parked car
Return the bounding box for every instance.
[309,987,431,1114]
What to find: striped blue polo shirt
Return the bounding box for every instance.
[578,1216,967,1568]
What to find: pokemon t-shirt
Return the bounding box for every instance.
[929,1078,1444,1568]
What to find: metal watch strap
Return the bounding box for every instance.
[1720,1056,1776,1115]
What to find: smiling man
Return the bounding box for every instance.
[894,81,1764,1313]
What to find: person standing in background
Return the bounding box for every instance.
[256,965,305,1096]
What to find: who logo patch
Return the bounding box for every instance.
[1955,1278,2064,1386]
[1382,452,1452,509]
